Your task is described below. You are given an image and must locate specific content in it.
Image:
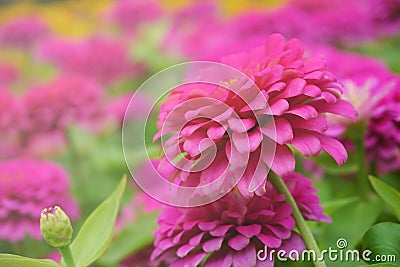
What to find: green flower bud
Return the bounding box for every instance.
[40,206,73,248]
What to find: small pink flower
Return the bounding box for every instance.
[313,47,396,136]
[37,37,143,83]
[22,74,104,136]
[151,187,305,267]
[366,86,400,173]
[283,173,331,222]
[156,34,356,198]
[0,159,79,242]
[0,16,49,48]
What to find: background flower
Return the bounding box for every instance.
[152,188,304,267]
[0,159,79,242]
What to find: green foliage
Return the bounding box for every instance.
[68,176,126,267]
[369,176,400,221]
[361,222,400,265]
[99,212,158,266]
[0,254,59,267]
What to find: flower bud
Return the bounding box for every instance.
[40,206,73,248]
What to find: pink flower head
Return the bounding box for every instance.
[37,37,143,83]
[22,74,104,136]
[283,173,331,222]
[0,159,79,242]
[0,16,49,48]
[151,186,305,267]
[312,47,396,136]
[107,0,161,33]
[366,83,400,173]
[155,34,356,198]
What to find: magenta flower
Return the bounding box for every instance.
[312,47,396,136]
[283,173,331,222]
[0,16,49,48]
[0,159,79,242]
[37,37,143,83]
[151,186,305,267]
[106,0,161,33]
[156,34,356,198]
[366,86,400,173]
[22,74,104,136]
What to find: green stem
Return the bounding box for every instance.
[269,174,327,267]
[58,246,75,267]
[356,139,370,200]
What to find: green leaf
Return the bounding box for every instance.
[69,176,127,267]
[362,222,400,265]
[99,212,158,265]
[0,254,59,267]
[318,198,382,251]
[369,176,400,221]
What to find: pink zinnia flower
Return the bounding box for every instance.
[0,159,79,242]
[37,37,143,83]
[151,186,305,267]
[283,173,331,222]
[313,47,396,136]
[365,86,400,173]
[156,34,356,198]
[0,16,49,48]
[22,74,104,136]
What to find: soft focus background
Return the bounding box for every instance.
[0,0,399,266]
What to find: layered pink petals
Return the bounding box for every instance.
[155,33,356,198]
[151,188,305,267]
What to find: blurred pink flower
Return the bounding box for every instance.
[0,88,24,158]
[0,64,18,85]
[313,47,396,136]
[0,159,79,242]
[22,74,104,135]
[37,37,143,83]
[107,0,161,33]
[151,187,304,267]
[162,1,227,60]
[106,92,152,123]
[366,85,400,173]
[0,16,49,48]
[156,34,356,197]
